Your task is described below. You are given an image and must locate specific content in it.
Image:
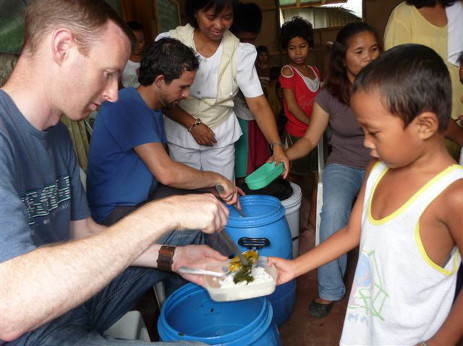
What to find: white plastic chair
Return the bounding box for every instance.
[104,310,150,341]
[79,168,150,341]
[315,135,325,246]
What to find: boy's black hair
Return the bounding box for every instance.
[139,38,199,85]
[280,16,314,49]
[353,44,451,131]
[406,0,457,8]
[230,2,262,34]
[185,0,238,28]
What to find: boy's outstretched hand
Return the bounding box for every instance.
[267,257,298,285]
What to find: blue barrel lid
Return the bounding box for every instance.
[226,195,285,228]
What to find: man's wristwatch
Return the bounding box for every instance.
[157,245,176,272]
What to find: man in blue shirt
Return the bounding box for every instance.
[87,38,240,225]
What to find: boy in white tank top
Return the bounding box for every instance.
[268,44,463,345]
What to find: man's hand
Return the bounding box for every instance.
[148,193,229,234]
[215,179,245,209]
[172,245,228,286]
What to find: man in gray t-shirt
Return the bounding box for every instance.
[0,1,231,344]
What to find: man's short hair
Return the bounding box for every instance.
[23,0,135,56]
[139,38,199,85]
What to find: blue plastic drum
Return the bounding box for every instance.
[226,195,296,326]
[158,283,281,345]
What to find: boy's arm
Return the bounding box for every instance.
[427,179,463,346]
[268,160,377,284]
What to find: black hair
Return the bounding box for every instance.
[127,21,144,32]
[353,44,451,131]
[257,45,269,55]
[405,0,457,8]
[230,2,262,34]
[326,21,381,105]
[280,16,314,49]
[138,38,199,85]
[185,0,238,28]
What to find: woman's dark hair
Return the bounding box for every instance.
[280,16,314,49]
[406,0,457,8]
[326,22,381,105]
[230,2,262,35]
[353,44,451,131]
[185,0,238,28]
[139,38,199,85]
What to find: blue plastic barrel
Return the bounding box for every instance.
[226,195,296,326]
[158,283,281,345]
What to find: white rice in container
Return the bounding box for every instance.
[220,266,273,288]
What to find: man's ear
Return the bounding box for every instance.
[51,29,73,65]
[415,111,439,139]
[154,74,165,87]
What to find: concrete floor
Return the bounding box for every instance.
[278,228,357,346]
[277,176,356,346]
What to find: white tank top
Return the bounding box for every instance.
[341,162,462,345]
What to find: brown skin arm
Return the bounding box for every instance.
[425,179,463,346]
[163,105,217,146]
[267,160,375,284]
[245,94,290,178]
[134,142,241,207]
[281,66,310,126]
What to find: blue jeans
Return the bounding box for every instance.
[9,230,206,346]
[317,164,365,301]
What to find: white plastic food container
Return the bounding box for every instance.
[203,256,277,302]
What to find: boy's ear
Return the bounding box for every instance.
[415,112,439,139]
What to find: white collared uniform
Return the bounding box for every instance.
[156,28,263,180]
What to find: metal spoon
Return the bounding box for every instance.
[178,266,228,277]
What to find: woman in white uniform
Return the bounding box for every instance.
[156,0,288,181]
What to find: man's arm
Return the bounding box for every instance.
[134,142,240,205]
[0,194,228,341]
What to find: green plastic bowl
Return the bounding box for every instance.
[245,162,285,190]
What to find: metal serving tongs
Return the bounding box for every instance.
[214,184,248,266]
[178,266,228,277]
